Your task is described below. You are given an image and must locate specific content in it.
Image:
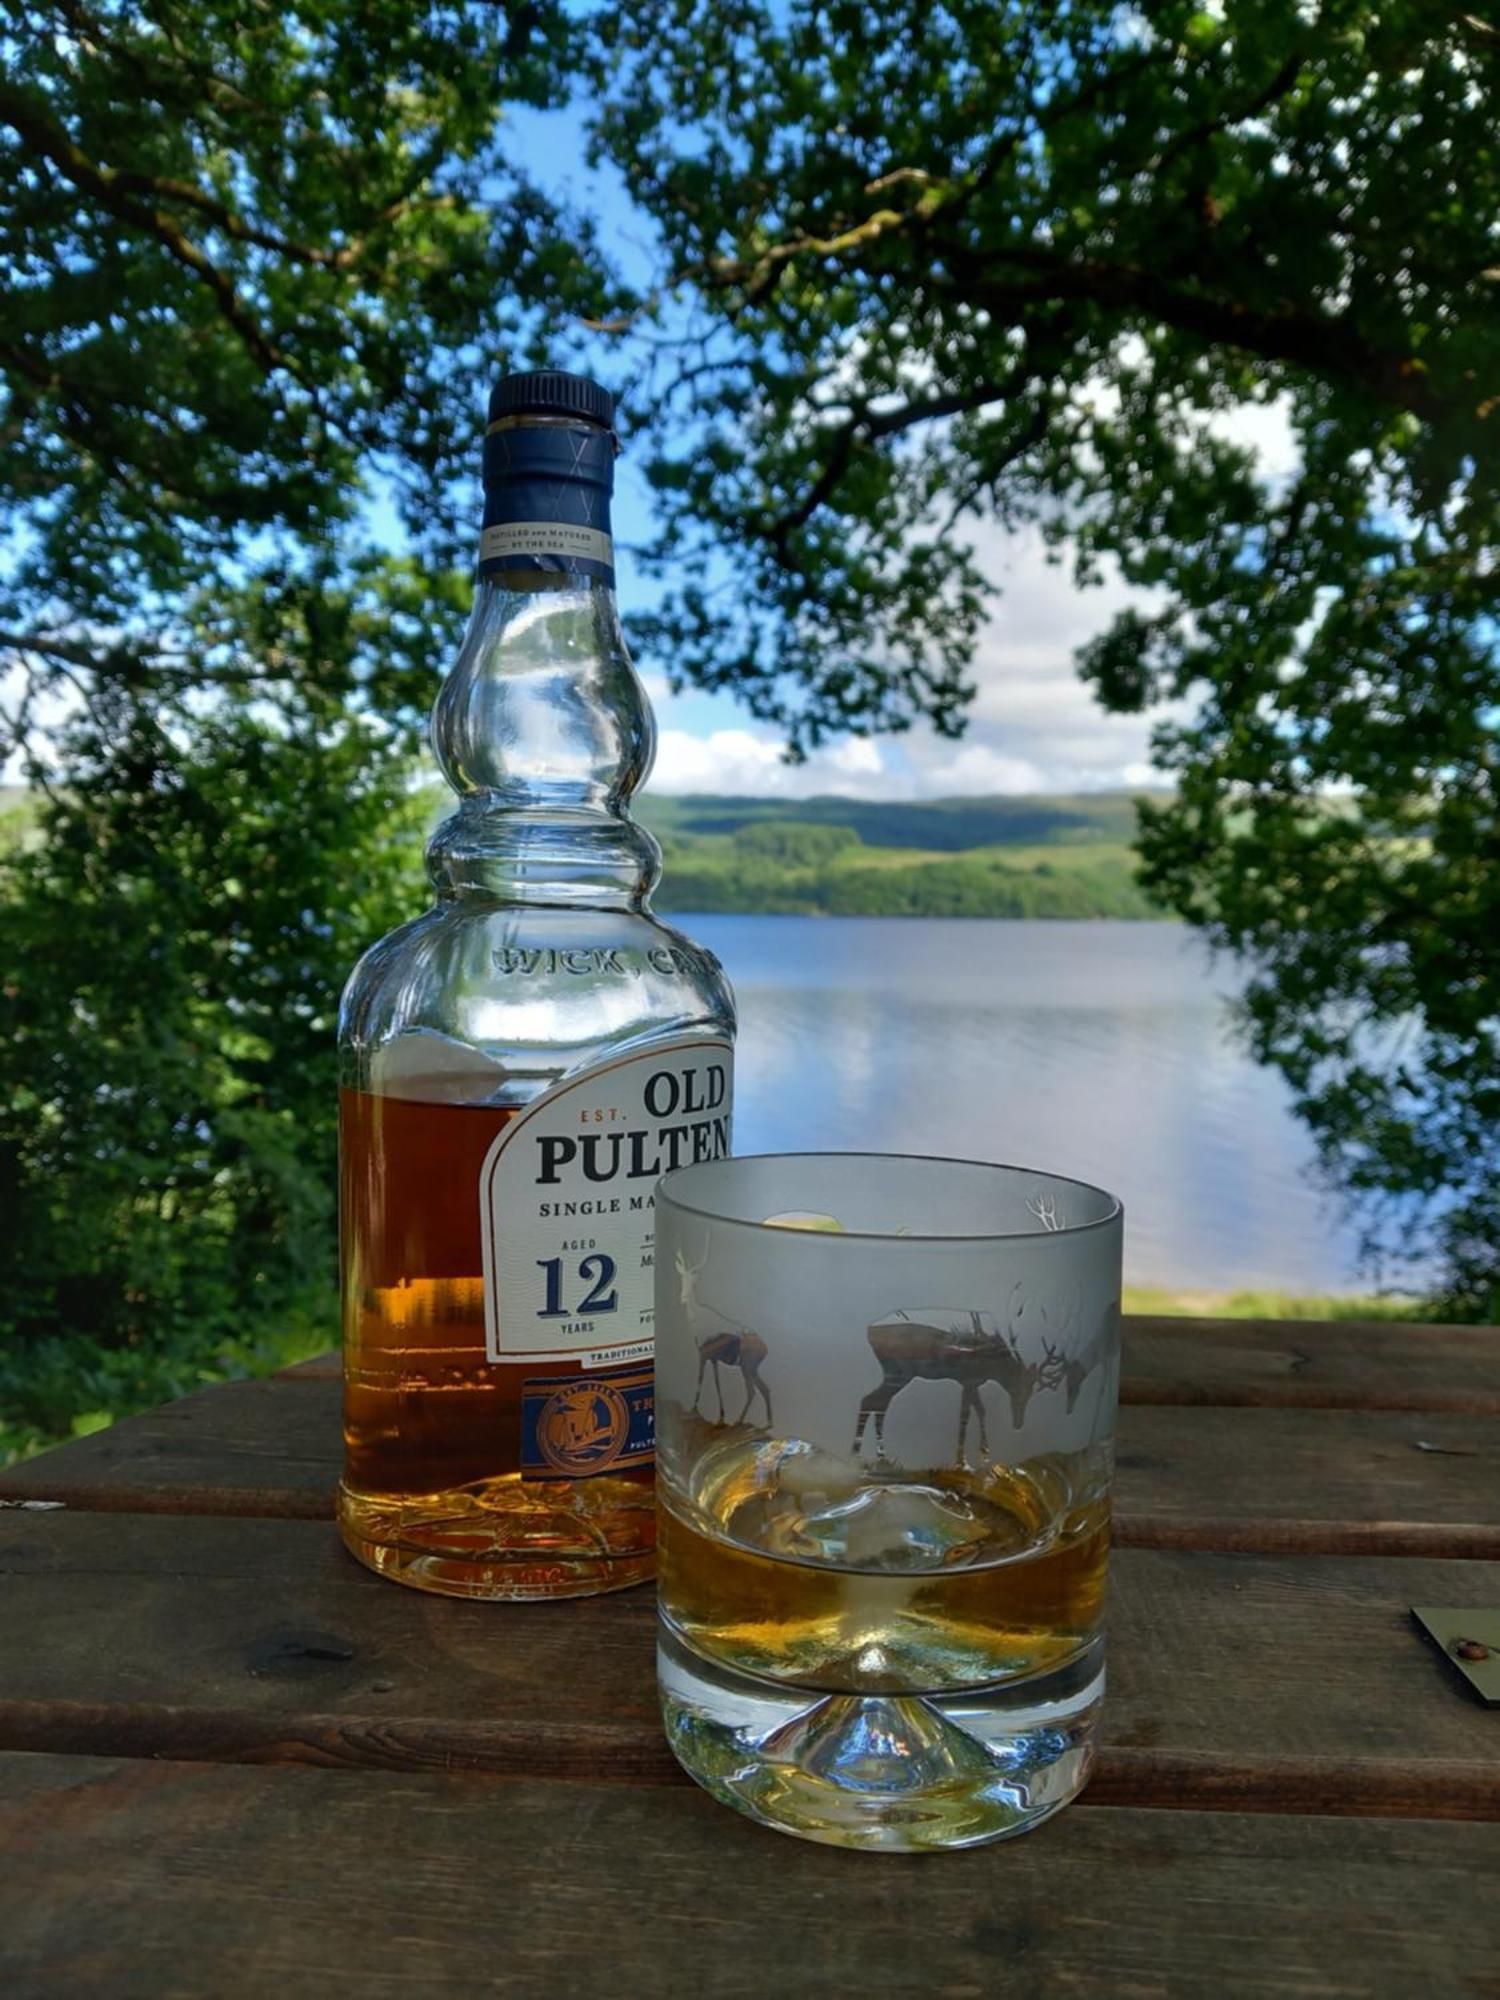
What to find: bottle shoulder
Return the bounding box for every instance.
[339,900,735,1101]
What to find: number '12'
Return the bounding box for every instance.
[536,1253,619,1318]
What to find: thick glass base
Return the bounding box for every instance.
[659,1620,1103,1851]
[338,1477,655,1600]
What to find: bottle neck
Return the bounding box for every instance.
[426,502,662,910]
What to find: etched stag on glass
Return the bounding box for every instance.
[854,1284,1069,1464]
[675,1242,774,1427]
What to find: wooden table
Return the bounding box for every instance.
[1,1316,1496,1996]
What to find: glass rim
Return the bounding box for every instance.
[656,1150,1124,1244]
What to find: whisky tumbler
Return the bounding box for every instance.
[654,1152,1123,1851]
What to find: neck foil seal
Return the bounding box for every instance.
[479,420,616,587]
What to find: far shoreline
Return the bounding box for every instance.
[656,905,1180,921]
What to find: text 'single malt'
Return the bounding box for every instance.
[337,371,736,1598]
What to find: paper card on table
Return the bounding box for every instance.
[1412,1607,1500,1705]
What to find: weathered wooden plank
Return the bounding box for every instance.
[1115,1406,1500,1558]
[1122,1316,1500,1414]
[275,1317,1500,1412]
[0,1379,335,1519]
[1,1754,1495,2000]
[5,1379,1496,1558]
[274,1351,340,1380]
[0,1512,1495,1817]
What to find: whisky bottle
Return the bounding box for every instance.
[338,370,736,1599]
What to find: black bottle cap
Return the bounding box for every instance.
[488,370,614,430]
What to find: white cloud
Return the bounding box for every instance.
[645,520,1195,799]
[650,728,807,795]
[906,522,1190,795]
[916,401,1298,794]
[1,664,75,783]
[651,725,919,799]
[1211,393,1300,485]
[821,736,886,778]
[907,742,1050,794]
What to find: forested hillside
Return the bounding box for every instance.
[637,792,1164,918]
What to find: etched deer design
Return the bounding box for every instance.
[676,1244,774,1427]
[1067,1330,1113,1418]
[1026,1190,1067,1233]
[694,1328,773,1425]
[1050,1292,1117,1419]
[853,1287,1063,1465]
[674,1246,707,1321]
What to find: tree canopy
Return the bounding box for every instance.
[0,1,604,1441]
[1,0,1497,1449]
[594,0,1500,1308]
[1,0,614,752]
[0,684,426,1454]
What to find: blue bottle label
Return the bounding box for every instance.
[519,1364,655,1479]
[480,421,616,584]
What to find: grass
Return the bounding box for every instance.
[1123,1286,1431,1321]
[0,784,40,852]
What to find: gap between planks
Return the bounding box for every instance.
[0,1704,1493,1823]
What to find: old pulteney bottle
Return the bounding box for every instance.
[338,370,736,1599]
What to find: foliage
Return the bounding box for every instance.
[1,0,615,747]
[0,3,607,1444]
[732,819,862,866]
[0,684,424,1460]
[595,1,1500,1308]
[657,830,1159,919]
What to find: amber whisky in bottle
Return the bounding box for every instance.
[338,370,735,1598]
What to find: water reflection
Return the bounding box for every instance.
[691,916,1387,1295]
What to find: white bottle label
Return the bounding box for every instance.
[478,521,615,569]
[479,1038,733,1366]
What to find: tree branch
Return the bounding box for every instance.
[1147,52,1305,176]
[0,79,301,382]
[56,0,267,123]
[104,167,377,274]
[0,627,192,685]
[707,184,939,302]
[765,367,1042,550]
[938,399,1052,537]
[725,205,1447,422]
[0,628,119,672]
[42,4,428,298]
[0,339,240,514]
[694,118,1456,424]
[941,245,1447,421]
